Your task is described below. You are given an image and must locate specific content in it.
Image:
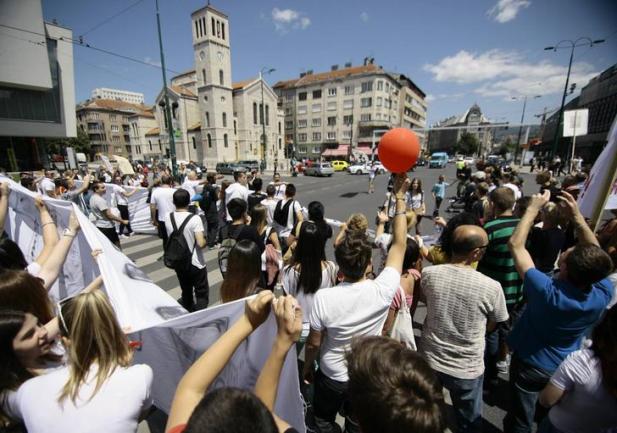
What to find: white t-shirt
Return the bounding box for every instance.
[164,211,206,269]
[4,364,153,433]
[548,348,617,432]
[224,182,249,221]
[308,266,400,381]
[150,186,176,222]
[282,261,338,324]
[111,184,128,206]
[181,179,201,200]
[409,191,424,210]
[269,182,287,201]
[261,197,278,225]
[273,198,302,238]
[89,194,114,229]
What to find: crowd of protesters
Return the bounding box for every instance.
[0,156,616,433]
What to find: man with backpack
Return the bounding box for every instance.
[164,189,209,312]
[272,183,303,252]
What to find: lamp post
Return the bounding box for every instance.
[544,37,604,160]
[512,95,541,165]
[259,67,275,173]
[155,0,177,178]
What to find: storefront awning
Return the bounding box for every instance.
[322,144,349,157]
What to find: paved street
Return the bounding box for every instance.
[132,164,541,433]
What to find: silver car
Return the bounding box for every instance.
[304,162,334,177]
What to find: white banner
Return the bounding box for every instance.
[563,109,589,137]
[578,116,617,215]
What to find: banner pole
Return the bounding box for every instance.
[589,148,617,232]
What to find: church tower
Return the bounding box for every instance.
[191,4,235,166]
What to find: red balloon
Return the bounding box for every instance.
[378,128,420,173]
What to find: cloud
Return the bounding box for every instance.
[487,0,530,23]
[425,94,435,102]
[271,8,311,33]
[143,56,161,68]
[425,93,465,103]
[424,49,597,99]
[360,12,369,23]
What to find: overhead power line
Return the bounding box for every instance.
[79,0,147,37]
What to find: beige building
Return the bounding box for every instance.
[273,59,427,161]
[127,109,157,160]
[75,99,152,158]
[150,4,285,170]
[91,88,144,104]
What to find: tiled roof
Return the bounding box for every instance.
[188,122,201,131]
[77,99,152,114]
[145,127,160,136]
[171,85,196,97]
[273,64,382,89]
[232,77,258,90]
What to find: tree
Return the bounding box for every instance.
[455,132,480,156]
[497,136,516,157]
[42,128,92,159]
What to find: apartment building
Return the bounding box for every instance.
[273,59,428,161]
[75,99,152,158]
[91,88,145,104]
[128,108,157,160]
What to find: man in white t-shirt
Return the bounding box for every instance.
[112,176,137,237]
[269,172,287,201]
[164,189,209,311]
[224,170,249,221]
[181,170,207,213]
[261,184,278,226]
[420,224,508,432]
[89,181,129,249]
[502,172,522,200]
[303,174,410,433]
[38,170,56,198]
[150,174,176,249]
[272,183,303,249]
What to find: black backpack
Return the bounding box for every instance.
[164,214,196,270]
[273,199,296,227]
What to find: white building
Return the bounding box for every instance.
[0,0,76,170]
[151,4,285,170]
[91,88,145,104]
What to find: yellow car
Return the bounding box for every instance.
[331,160,349,172]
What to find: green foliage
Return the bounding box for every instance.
[43,128,92,159]
[497,136,516,156]
[455,132,480,155]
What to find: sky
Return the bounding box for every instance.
[41,0,617,126]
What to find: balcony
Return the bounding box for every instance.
[87,122,104,131]
[357,119,391,129]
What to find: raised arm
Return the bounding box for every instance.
[33,197,59,266]
[38,211,81,290]
[74,174,92,195]
[384,174,410,273]
[165,291,274,431]
[557,190,600,247]
[0,182,9,231]
[333,222,348,248]
[374,211,388,242]
[508,190,549,278]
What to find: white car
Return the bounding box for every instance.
[347,163,369,175]
[464,157,475,164]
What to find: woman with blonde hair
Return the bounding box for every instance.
[3,289,152,433]
[333,213,369,248]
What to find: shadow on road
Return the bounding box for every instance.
[340,192,369,198]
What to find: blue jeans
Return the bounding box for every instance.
[437,372,484,433]
[504,355,552,433]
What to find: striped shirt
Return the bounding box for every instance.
[477,216,523,306]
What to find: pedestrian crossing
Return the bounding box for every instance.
[119,234,224,307]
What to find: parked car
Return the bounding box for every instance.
[347,163,369,175]
[304,162,334,177]
[331,160,349,172]
[238,159,259,172]
[464,156,475,165]
[216,162,245,175]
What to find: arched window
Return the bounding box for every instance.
[233,120,237,134]
[202,69,206,84]
[219,69,224,86]
[223,134,229,148]
[279,138,282,150]
[222,112,227,127]
[265,104,270,126]
[207,133,212,148]
[253,102,257,124]
[192,136,196,149]
[205,112,210,127]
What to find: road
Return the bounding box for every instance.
[131,164,541,433]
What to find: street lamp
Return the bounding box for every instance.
[259,66,276,173]
[544,37,605,160]
[512,94,541,165]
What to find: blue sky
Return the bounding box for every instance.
[43,0,617,125]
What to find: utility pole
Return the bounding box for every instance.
[155,0,177,178]
[512,95,540,165]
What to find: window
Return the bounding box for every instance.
[298,105,307,115]
[148,140,152,151]
[385,82,390,92]
[312,90,322,99]
[376,97,383,107]
[211,17,215,35]
[285,93,293,101]
[327,116,336,126]
[234,120,237,134]
[298,92,307,101]
[377,80,383,91]
[298,119,307,128]
[312,104,322,113]
[344,85,354,95]
[328,88,337,97]
[312,118,321,127]
[223,133,228,148]
[253,102,257,124]
[192,137,197,149]
[278,138,282,150]
[216,20,220,38]
[259,103,264,125]
[312,146,321,154]
[285,121,293,129]
[298,145,307,153]
[343,115,353,125]
[343,99,354,109]
[361,81,373,93]
[110,114,117,121]
[298,133,307,142]
[327,131,336,140]
[202,69,206,84]
[222,112,227,127]
[265,104,270,126]
[278,121,281,134]
[219,69,224,86]
[286,133,293,142]
[205,112,210,127]
[207,133,212,148]
[361,97,372,107]
[361,113,372,121]
[221,22,225,40]
[327,101,337,111]
[111,125,119,132]
[342,130,351,139]
[285,107,292,116]
[313,132,322,141]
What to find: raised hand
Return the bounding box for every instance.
[245,290,274,330]
[272,295,302,348]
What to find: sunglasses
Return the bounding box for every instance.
[56,297,74,335]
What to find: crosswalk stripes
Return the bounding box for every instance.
[120,234,224,306]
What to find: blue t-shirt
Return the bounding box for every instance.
[508,268,611,373]
[431,182,448,198]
